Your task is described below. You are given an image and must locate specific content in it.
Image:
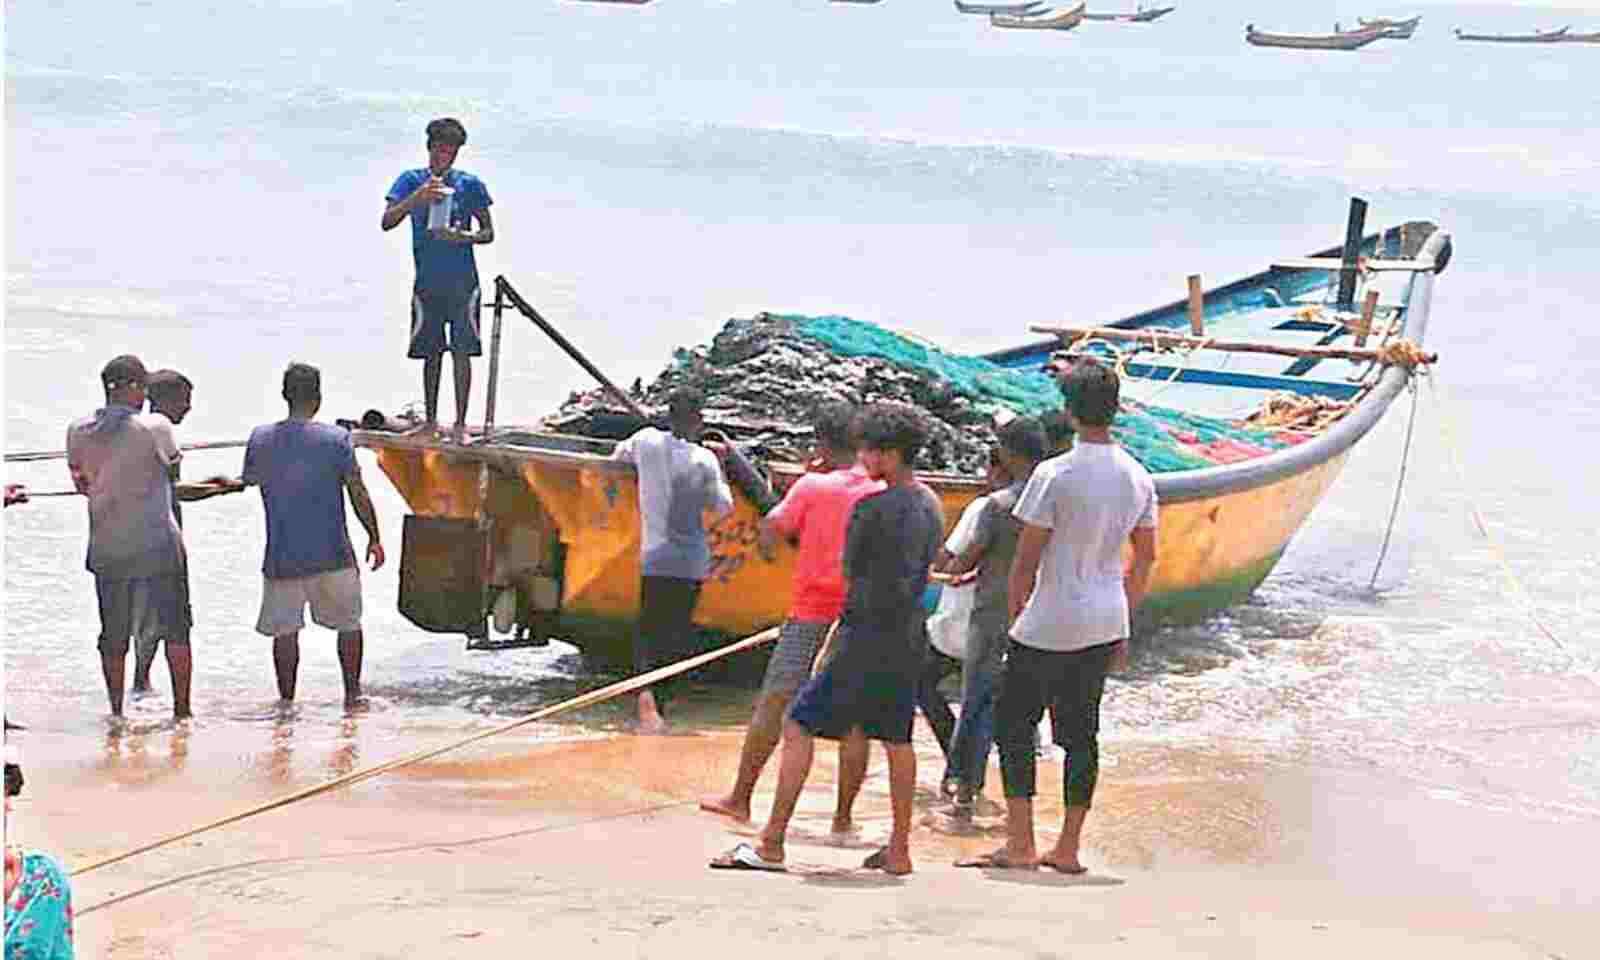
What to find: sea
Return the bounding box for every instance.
[5,0,1599,832]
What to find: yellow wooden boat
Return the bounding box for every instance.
[355,213,1449,663]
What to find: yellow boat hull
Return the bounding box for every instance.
[366,437,1346,661]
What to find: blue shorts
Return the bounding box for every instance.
[408,287,482,359]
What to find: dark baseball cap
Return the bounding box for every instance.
[101,354,149,391]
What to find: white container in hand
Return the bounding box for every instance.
[426,186,456,231]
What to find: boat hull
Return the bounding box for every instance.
[363,433,1348,663]
[1247,27,1383,49]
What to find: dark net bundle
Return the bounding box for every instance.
[542,312,1006,474]
[543,312,1301,476]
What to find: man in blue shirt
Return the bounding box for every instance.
[381,117,495,440]
[240,363,385,708]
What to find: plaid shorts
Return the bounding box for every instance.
[759,619,833,697]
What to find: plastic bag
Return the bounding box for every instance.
[926,580,974,661]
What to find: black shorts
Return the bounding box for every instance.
[788,624,918,745]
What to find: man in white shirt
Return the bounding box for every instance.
[611,388,735,733]
[959,361,1157,873]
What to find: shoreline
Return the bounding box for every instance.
[9,722,1595,958]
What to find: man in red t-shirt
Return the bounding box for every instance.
[700,403,883,833]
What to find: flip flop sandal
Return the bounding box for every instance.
[1040,859,1089,875]
[709,842,787,873]
[954,852,1037,870]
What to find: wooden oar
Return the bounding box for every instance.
[70,625,781,878]
[1031,325,1438,365]
[5,439,247,464]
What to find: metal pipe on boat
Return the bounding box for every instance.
[492,276,649,421]
[484,282,507,435]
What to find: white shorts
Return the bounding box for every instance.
[256,567,363,637]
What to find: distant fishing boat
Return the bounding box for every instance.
[991,1,1086,30]
[1246,23,1385,50]
[1352,14,1420,38]
[1084,5,1175,22]
[568,0,653,4]
[1454,26,1570,43]
[955,0,1045,14]
[830,0,883,5]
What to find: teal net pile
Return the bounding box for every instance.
[790,314,1298,473]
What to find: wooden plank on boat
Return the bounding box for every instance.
[1031,324,1438,364]
[1186,274,1204,335]
[1355,289,1380,347]
[1274,256,1436,272]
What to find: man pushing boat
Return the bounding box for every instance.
[712,403,944,875]
[699,402,883,833]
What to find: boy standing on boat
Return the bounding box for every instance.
[66,355,192,720]
[240,363,385,709]
[960,362,1157,873]
[611,388,735,734]
[700,402,882,830]
[381,117,495,439]
[941,416,1047,819]
[712,403,944,875]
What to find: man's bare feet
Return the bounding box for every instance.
[698,796,751,822]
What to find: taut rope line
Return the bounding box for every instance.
[69,625,780,878]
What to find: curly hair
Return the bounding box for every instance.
[812,401,858,453]
[854,402,930,469]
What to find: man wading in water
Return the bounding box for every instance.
[700,402,882,834]
[381,117,494,439]
[959,362,1157,873]
[131,369,244,696]
[712,403,943,875]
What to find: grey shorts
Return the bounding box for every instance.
[255,567,363,637]
[760,620,834,697]
[96,572,191,656]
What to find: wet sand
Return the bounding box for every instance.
[10,717,1596,959]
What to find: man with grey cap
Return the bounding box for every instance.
[66,354,192,719]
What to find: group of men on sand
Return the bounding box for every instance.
[56,355,385,720]
[614,361,1156,877]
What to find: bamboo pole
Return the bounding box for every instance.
[5,439,246,465]
[1355,289,1380,348]
[1031,324,1437,365]
[70,625,782,878]
[1186,275,1205,335]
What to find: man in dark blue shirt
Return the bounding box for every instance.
[381,117,495,439]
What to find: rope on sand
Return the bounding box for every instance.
[69,626,781,878]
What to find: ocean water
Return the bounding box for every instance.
[5,0,1599,822]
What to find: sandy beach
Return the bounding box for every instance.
[10,713,1592,959]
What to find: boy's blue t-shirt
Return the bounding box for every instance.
[386,167,492,301]
[242,419,359,579]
